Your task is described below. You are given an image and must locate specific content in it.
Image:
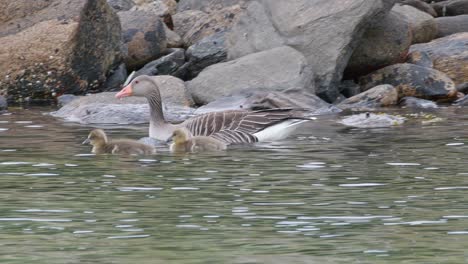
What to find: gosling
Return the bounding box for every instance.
[169,128,227,153]
[83,129,156,155]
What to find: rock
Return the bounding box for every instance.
[398,0,437,16]
[194,88,337,115]
[56,94,78,107]
[454,94,468,106]
[130,0,177,29]
[184,31,228,80]
[103,63,128,91]
[410,33,468,86]
[177,0,251,13]
[456,82,468,93]
[173,5,242,47]
[340,113,406,128]
[164,25,183,48]
[51,76,195,124]
[432,0,468,17]
[0,95,7,110]
[344,10,412,79]
[400,96,438,108]
[187,46,314,104]
[393,4,437,44]
[406,51,434,68]
[0,0,122,103]
[107,0,135,11]
[359,63,458,101]
[338,80,362,98]
[435,15,468,38]
[118,10,167,70]
[134,49,185,78]
[227,0,396,102]
[338,85,399,110]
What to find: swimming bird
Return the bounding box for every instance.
[115,75,315,143]
[82,129,156,155]
[168,128,227,152]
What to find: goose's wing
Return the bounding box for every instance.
[183,108,313,139]
[210,130,258,144]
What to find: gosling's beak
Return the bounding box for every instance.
[82,138,90,145]
[165,137,173,144]
[115,84,133,99]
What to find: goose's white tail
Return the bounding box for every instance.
[253,119,312,142]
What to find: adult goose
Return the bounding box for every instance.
[115,75,315,143]
[168,128,227,153]
[83,129,156,155]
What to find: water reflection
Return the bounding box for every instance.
[0,107,467,263]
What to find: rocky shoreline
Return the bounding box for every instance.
[2,0,468,122]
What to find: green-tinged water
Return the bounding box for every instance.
[0,107,468,263]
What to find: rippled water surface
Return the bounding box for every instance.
[1,107,468,263]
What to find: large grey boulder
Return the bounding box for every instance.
[393,4,437,44]
[0,0,122,103]
[398,0,437,17]
[187,46,314,104]
[344,10,412,79]
[436,15,468,38]
[432,0,468,17]
[134,48,186,78]
[338,85,399,110]
[51,76,194,124]
[227,0,396,102]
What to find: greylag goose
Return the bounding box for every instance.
[83,129,156,155]
[115,75,315,143]
[169,128,227,152]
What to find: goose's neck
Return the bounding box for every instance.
[146,89,167,126]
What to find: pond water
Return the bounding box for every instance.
[0,107,467,263]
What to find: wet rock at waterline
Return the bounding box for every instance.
[410,33,468,86]
[56,94,78,107]
[0,95,7,111]
[134,49,186,78]
[398,0,437,17]
[393,4,437,44]
[194,89,335,115]
[432,0,468,17]
[51,76,195,124]
[435,15,468,38]
[187,46,314,104]
[227,0,396,102]
[359,63,458,101]
[0,0,122,103]
[338,85,399,110]
[173,5,242,47]
[400,96,438,109]
[340,113,406,128]
[344,10,412,78]
[118,10,167,70]
[454,94,468,106]
[456,83,468,94]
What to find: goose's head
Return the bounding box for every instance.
[171,128,189,144]
[115,75,159,99]
[83,129,108,146]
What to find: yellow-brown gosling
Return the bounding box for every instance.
[83,129,156,155]
[169,128,227,153]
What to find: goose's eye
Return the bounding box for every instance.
[135,80,139,84]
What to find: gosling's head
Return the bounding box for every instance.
[115,75,160,99]
[83,129,108,146]
[171,128,189,144]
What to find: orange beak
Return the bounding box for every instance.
[115,84,133,99]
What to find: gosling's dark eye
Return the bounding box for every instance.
[135,80,139,84]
